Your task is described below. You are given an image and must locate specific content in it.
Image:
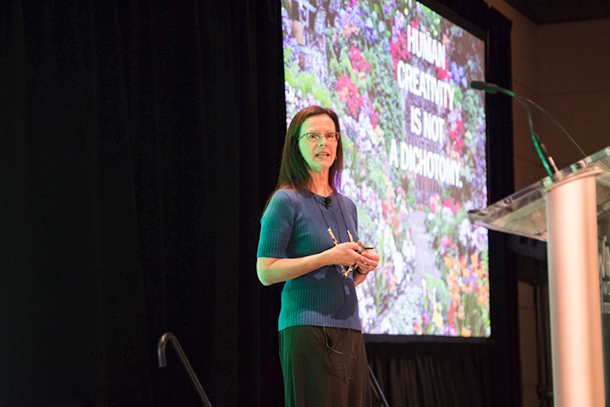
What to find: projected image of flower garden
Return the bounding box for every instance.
[282,0,489,337]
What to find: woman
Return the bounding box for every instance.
[257,106,379,406]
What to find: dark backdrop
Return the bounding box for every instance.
[0,0,516,406]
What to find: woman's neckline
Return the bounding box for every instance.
[310,190,334,199]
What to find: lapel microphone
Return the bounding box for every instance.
[324,196,332,208]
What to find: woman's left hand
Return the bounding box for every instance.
[356,240,379,274]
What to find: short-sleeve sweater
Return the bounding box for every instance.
[257,189,362,332]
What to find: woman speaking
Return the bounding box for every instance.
[257,106,379,406]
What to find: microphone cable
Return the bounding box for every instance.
[471,80,588,177]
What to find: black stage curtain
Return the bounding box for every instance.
[367,341,492,406]
[0,1,516,406]
[1,1,284,406]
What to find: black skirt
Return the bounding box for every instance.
[279,325,372,407]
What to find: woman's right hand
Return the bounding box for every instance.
[327,242,362,267]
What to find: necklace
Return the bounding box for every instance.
[313,191,355,277]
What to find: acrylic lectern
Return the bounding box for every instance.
[469,146,610,407]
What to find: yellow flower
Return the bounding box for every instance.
[433,302,443,328]
[433,313,443,328]
[461,327,472,337]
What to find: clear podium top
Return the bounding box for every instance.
[469,146,610,241]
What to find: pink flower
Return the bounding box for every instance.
[370,101,378,128]
[429,194,440,214]
[349,46,371,73]
[440,235,452,254]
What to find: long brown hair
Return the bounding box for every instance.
[275,106,343,193]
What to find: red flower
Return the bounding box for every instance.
[335,75,363,117]
[390,32,409,71]
[448,300,457,326]
[436,61,450,81]
[449,116,464,153]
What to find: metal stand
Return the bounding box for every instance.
[369,364,390,407]
[534,271,554,406]
[158,332,213,407]
[469,147,610,406]
[546,168,604,406]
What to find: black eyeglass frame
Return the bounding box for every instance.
[298,132,341,143]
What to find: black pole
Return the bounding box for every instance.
[158,332,213,407]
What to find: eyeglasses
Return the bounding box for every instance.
[299,132,341,143]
